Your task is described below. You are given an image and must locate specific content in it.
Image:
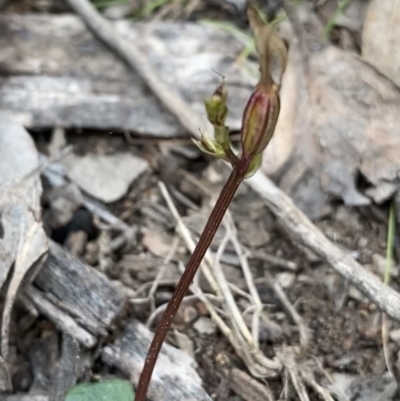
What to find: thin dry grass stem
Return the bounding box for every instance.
[132,279,178,298]
[159,182,252,366]
[213,230,281,374]
[178,169,214,197]
[311,357,351,401]
[214,232,255,346]
[282,369,289,401]
[301,375,335,401]
[229,284,253,301]
[130,298,152,306]
[158,181,220,294]
[279,351,310,401]
[223,212,263,347]
[177,173,256,299]
[288,370,310,401]
[176,262,247,360]
[147,236,180,314]
[242,304,257,317]
[160,181,280,376]
[250,250,298,271]
[181,172,282,338]
[169,185,199,211]
[147,292,221,327]
[241,304,282,339]
[299,361,336,401]
[268,277,309,349]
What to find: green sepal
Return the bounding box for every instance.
[192,137,229,161]
[244,153,263,178]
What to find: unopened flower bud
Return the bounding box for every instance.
[204,84,228,127]
[240,85,280,159]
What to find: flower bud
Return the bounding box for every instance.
[240,85,280,159]
[204,84,228,127]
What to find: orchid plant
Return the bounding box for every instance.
[134,2,288,400]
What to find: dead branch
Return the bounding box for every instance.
[247,172,400,322]
[23,241,127,348]
[64,0,206,137]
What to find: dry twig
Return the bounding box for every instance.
[64,0,205,138]
[247,172,400,321]
[250,250,298,271]
[147,236,180,314]
[158,181,220,293]
[279,349,310,401]
[267,275,310,349]
[223,214,263,346]
[214,232,255,347]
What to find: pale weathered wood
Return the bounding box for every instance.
[27,241,126,344]
[0,14,255,136]
[102,319,212,401]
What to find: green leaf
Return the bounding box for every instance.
[65,379,135,401]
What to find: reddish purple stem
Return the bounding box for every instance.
[135,162,248,401]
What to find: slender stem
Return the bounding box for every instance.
[135,165,246,401]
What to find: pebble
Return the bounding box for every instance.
[193,317,217,336]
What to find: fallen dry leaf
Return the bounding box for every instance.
[141,228,174,259]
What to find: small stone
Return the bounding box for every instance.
[276,272,295,289]
[174,330,194,357]
[65,153,148,203]
[183,306,198,324]
[348,286,368,302]
[193,317,216,336]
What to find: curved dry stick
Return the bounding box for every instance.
[65,0,205,138]
[248,172,400,321]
